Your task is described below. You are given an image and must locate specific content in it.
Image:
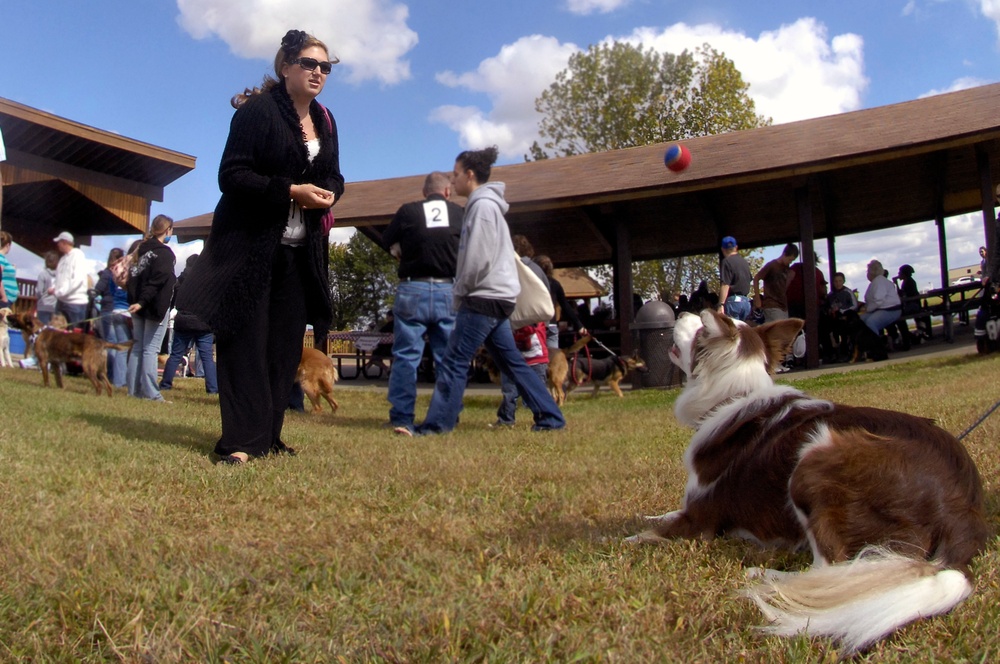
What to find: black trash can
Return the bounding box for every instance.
[632,301,681,388]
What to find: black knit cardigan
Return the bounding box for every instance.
[175,83,344,339]
[126,237,177,322]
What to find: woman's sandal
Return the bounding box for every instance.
[270,441,297,457]
[219,452,250,465]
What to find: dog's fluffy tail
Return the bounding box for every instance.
[745,547,972,655]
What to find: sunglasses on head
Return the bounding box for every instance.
[291,57,335,75]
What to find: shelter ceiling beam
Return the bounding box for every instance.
[7,150,165,201]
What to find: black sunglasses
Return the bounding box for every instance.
[292,57,335,75]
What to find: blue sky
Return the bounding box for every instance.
[1,0,998,292]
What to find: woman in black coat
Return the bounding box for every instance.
[175,29,344,464]
[126,214,177,401]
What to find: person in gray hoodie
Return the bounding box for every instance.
[395,146,565,436]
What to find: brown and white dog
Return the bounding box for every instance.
[296,347,340,415]
[630,310,987,655]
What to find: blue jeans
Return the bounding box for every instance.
[160,330,218,393]
[127,312,168,401]
[723,295,751,321]
[414,306,565,435]
[388,280,456,427]
[100,312,131,387]
[56,302,88,327]
[498,362,549,424]
[861,308,901,335]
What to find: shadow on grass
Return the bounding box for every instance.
[79,412,217,456]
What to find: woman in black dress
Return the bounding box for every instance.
[176,29,344,464]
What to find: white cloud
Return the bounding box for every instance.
[565,0,631,16]
[981,0,1000,39]
[762,211,992,294]
[430,19,867,159]
[627,18,867,123]
[920,76,992,97]
[175,0,418,85]
[433,35,578,158]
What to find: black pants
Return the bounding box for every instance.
[214,246,308,457]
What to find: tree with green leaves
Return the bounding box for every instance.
[529,42,770,300]
[328,232,398,331]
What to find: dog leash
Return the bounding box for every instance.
[589,335,619,358]
[46,311,124,330]
[956,397,1000,441]
[570,340,593,386]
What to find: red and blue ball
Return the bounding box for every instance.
[664,143,692,172]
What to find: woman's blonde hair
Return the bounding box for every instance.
[231,30,335,108]
[148,214,174,240]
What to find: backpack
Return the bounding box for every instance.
[111,247,139,288]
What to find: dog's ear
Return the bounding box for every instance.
[700,309,738,341]
[755,318,805,370]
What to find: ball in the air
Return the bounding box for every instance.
[664,143,691,172]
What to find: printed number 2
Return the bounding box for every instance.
[423,200,449,228]
[987,318,1000,341]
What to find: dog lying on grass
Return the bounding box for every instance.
[630,310,987,655]
[296,347,340,415]
[34,328,133,396]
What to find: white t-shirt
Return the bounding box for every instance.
[282,138,320,246]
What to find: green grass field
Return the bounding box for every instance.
[0,352,998,663]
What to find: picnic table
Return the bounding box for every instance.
[899,281,984,342]
[326,331,393,379]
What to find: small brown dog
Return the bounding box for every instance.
[475,336,595,407]
[546,336,590,405]
[34,328,133,396]
[563,336,647,399]
[296,347,340,414]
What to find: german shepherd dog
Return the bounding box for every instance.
[295,347,340,414]
[34,328,133,396]
[629,310,987,655]
[563,335,647,399]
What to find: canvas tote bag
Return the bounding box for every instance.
[510,257,554,329]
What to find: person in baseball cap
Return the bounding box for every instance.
[719,235,753,321]
[49,230,89,325]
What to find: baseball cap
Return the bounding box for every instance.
[721,236,737,249]
[53,231,75,245]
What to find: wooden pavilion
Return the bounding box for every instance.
[174,83,1000,366]
[0,97,195,257]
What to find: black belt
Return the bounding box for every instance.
[404,276,453,283]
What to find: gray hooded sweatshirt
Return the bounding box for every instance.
[453,181,520,310]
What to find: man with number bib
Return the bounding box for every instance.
[382,172,464,429]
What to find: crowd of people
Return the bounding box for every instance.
[704,234,959,367]
[3,28,996,467]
